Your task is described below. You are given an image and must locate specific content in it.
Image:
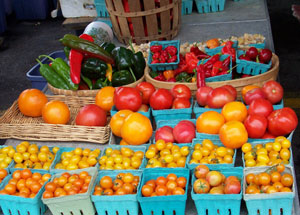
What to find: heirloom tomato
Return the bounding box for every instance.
[171,84,191,99]
[196,86,213,106]
[219,121,248,149]
[149,89,173,110]
[136,82,156,105]
[114,87,142,112]
[248,98,273,117]
[75,104,107,126]
[206,87,235,109]
[262,80,284,104]
[244,114,268,138]
[196,111,225,134]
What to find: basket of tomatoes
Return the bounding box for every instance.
[137,168,189,215]
[0,169,51,215]
[91,170,142,215]
[243,165,295,215]
[42,167,98,215]
[192,165,243,215]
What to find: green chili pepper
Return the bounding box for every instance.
[81,58,108,80]
[112,70,135,87]
[101,42,116,54]
[129,40,145,80]
[81,74,93,90]
[36,59,69,90]
[175,72,191,82]
[59,34,114,65]
[39,55,78,90]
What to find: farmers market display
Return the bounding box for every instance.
[0,31,299,215]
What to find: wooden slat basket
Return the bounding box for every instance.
[105,0,182,44]
[0,95,111,144]
[145,53,280,99]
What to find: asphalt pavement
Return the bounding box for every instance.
[0,0,299,199]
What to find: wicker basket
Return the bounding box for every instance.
[106,0,182,45]
[0,95,110,144]
[145,53,279,99]
[48,75,145,97]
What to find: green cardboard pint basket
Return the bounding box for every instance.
[42,167,98,215]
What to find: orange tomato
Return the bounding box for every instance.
[32,172,42,181]
[21,169,32,180]
[43,190,54,199]
[79,171,89,180]
[4,184,16,195]
[206,38,220,49]
[30,182,42,193]
[18,89,48,117]
[42,100,70,124]
[219,121,248,149]
[196,111,225,134]
[110,110,133,137]
[95,86,115,111]
[45,182,57,192]
[241,85,260,101]
[12,170,22,180]
[100,176,113,189]
[121,112,153,145]
[221,102,248,122]
[281,173,293,187]
[0,169,7,179]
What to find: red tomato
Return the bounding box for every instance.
[244,114,268,138]
[114,87,142,112]
[262,81,284,104]
[267,107,298,136]
[261,132,276,139]
[224,180,241,194]
[221,85,237,100]
[196,86,213,106]
[206,87,235,109]
[172,98,191,109]
[136,82,156,105]
[244,88,266,105]
[248,98,274,117]
[173,121,195,143]
[75,104,107,126]
[149,89,173,110]
[171,84,191,99]
[155,126,174,143]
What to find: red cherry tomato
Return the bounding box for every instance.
[114,87,142,112]
[267,107,298,136]
[171,84,192,99]
[136,82,156,105]
[262,80,284,104]
[149,89,173,110]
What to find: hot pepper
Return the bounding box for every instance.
[150,45,162,53]
[60,34,114,64]
[165,45,177,56]
[185,52,199,74]
[39,55,78,90]
[163,70,175,80]
[204,54,220,70]
[154,74,166,81]
[196,64,206,88]
[190,46,210,59]
[36,59,69,90]
[222,56,231,68]
[222,41,236,62]
[81,58,108,80]
[211,61,224,77]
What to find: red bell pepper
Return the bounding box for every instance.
[150,45,162,53]
[69,34,94,84]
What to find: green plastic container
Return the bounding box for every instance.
[42,167,98,215]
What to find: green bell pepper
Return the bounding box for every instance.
[111,47,134,71]
[112,70,135,87]
[81,58,108,80]
[129,40,145,80]
[101,42,116,54]
[93,78,112,89]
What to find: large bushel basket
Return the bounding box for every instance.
[105,0,182,44]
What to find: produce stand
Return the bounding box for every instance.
[1,0,300,214]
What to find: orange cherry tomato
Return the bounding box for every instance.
[155,185,167,196]
[281,174,293,187]
[112,179,124,191]
[12,170,22,180]
[176,177,187,188]
[30,182,42,194]
[21,169,32,180]
[43,190,54,199]
[258,172,271,186]
[145,179,156,189]
[142,185,153,197]
[172,187,185,195]
[156,176,167,186]
[123,183,134,194]
[166,173,177,181]
[100,176,113,189]
[4,184,16,195]
[166,180,177,191]
[45,182,57,192]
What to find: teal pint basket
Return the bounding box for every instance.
[182,0,193,15]
[151,98,193,123]
[236,50,272,75]
[0,170,49,215]
[110,105,151,120]
[192,167,243,215]
[137,168,190,215]
[242,139,293,167]
[187,139,236,170]
[91,170,142,215]
[243,166,295,215]
[198,54,232,82]
[95,0,109,17]
[148,40,180,72]
[99,145,147,170]
[10,146,56,174]
[205,40,237,56]
[195,0,226,13]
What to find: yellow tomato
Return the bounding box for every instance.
[43,162,51,170]
[256,148,268,156]
[114,155,123,164]
[23,160,33,168]
[8,148,16,158]
[166,142,173,150]
[22,152,30,161]
[131,159,141,169]
[38,152,48,162]
[281,139,291,149]
[269,151,279,160]
[257,154,270,164]
[192,150,202,161]
[82,148,91,157]
[171,145,180,153]
[133,151,144,159]
[16,144,27,153]
[87,156,97,166]
[78,160,89,169]
[145,149,156,159]
[272,142,282,152]
[40,146,49,153]
[167,162,177,168]
[194,143,201,150]
[172,151,182,162]
[280,149,290,160]
[66,164,78,170]
[163,154,174,164]
[121,147,133,157]
[99,156,107,165]
[160,149,171,157]
[4,157,12,165]
[20,141,30,148]
[180,146,190,156]
[15,163,24,168]
[244,152,254,160]
[70,155,81,164]
[176,157,186,167]
[62,158,70,167]
[28,144,38,154]
[155,140,166,151]
[13,153,24,164]
[74,148,83,156]
[226,148,234,156]
[201,147,210,157]
[202,139,214,151]
[55,163,64,169]
[245,159,256,167]
[265,142,273,152]
[189,159,198,164]
[216,147,227,157]
[275,136,286,143]
[242,143,252,153]
[223,155,233,163]
[0,161,8,169]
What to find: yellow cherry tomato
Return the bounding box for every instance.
[180,146,190,156]
[244,151,255,160]
[194,143,201,150]
[52,147,60,154]
[242,143,252,153]
[16,144,27,153]
[256,148,268,156]
[245,159,256,167]
[155,139,166,151]
[272,142,282,152]
[192,150,202,161]
[257,154,270,164]
[202,139,214,151]
[275,136,286,143]
[201,147,211,157]
[145,149,156,159]
[265,142,273,152]
[281,139,291,149]
[280,148,290,161]
[28,144,38,154]
[13,153,24,164]
[216,147,227,157]
[223,155,233,163]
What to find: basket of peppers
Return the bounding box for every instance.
[39,34,146,97]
